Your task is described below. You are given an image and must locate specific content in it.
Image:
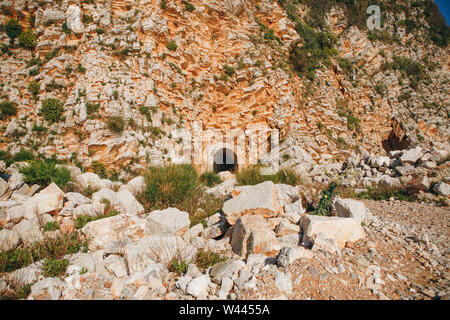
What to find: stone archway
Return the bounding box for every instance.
[213,148,238,173]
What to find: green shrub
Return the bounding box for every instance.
[19,159,72,188]
[236,165,302,186]
[166,41,178,51]
[141,164,198,209]
[32,125,47,132]
[28,81,40,97]
[0,232,88,273]
[43,221,59,232]
[11,149,35,163]
[169,259,188,274]
[223,64,235,77]
[91,161,106,178]
[5,19,22,43]
[288,23,336,80]
[0,100,17,118]
[18,30,37,49]
[82,14,93,24]
[62,22,71,34]
[42,258,69,277]
[106,116,125,133]
[199,171,223,187]
[40,98,64,123]
[313,182,338,216]
[195,250,226,270]
[184,2,195,12]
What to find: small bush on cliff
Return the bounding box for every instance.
[5,19,22,44]
[40,98,64,123]
[106,116,125,133]
[0,100,17,118]
[166,40,178,51]
[18,30,37,49]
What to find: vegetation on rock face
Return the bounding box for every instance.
[0,101,17,118]
[5,19,22,43]
[40,98,64,123]
[19,159,72,189]
[18,30,37,49]
[106,116,125,134]
[0,149,35,167]
[166,40,178,51]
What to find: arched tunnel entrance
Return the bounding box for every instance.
[213,148,237,173]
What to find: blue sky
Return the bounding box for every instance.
[435,0,450,25]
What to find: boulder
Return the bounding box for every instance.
[6,204,26,224]
[119,176,146,196]
[183,223,204,242]
[275,184,300,207]
[0,177,8,197]
[0,229,20,251]
[73,203,106,218]
[300,215,365,249]
[32,183,65,216]
[223,181,279,224]
[8,172,24,191]
[332,198,370,222]
[433,182,450,197]
[274,271,292,294]
[231,215,280,258]
[81,214,147,251]
[132,235,195,267]
[210,260,245,284]
[92,188,116,204]
[76,173,111,191]
[12,218,43,245]
[282,199,304,223]
[277,246,313,267]
[311,232,339,254]
[400,147,423,165]
[66,5,84,34]
[186,275,211,298]
[274,219,300,236]
[145,208,190,237]
[113,189,145,216]
[65,192,91,206]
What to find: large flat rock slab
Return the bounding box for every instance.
[223,181,279,225]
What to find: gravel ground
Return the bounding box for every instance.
[237,200,449,300]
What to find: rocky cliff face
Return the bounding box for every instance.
[0,0,449,178]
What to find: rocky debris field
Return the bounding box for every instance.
[0,156,448,300]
